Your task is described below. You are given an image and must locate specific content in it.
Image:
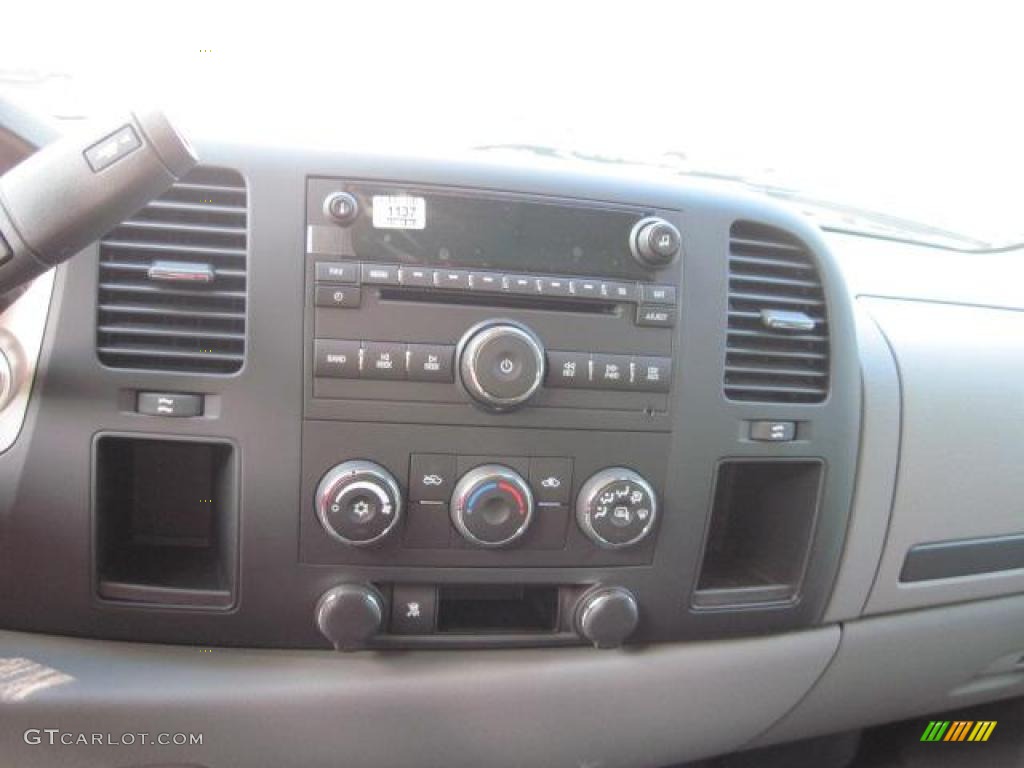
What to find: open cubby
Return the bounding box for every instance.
[693,460,823,608]
[94,436,237,608]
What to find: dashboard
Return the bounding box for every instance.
[1,116,1023,767]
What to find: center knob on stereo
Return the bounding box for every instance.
[451,464,535,547]
[458,321,545,411]
[315,460,403,546]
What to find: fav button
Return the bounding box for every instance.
[315,261,359,284]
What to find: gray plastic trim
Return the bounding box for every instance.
[0,626,837,768]
[900,533,1024,582]
[822,302,900,621]
[863,298,1024,615]
[752,593,1024,748]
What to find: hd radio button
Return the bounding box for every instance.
[545,350,591,388]
[362,342,407,380]
[407,344,455,382]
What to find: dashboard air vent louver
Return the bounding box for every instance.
[96,166,247,374]
[725,221,829,403]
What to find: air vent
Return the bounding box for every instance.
[725,221,829,403]
[96,166,247,374]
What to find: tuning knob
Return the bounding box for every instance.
[576,586,640,649]
[314,460,403,546]
[451,464,535,547]
[458,321,545,411]
[630,216,681,268]
[315,584,384,651]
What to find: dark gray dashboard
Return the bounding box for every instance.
[3,126,1023,768]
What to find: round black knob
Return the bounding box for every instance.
[315,460,403,546]
[630,216,681,268]
[576,468,658,549]
[451,464,534,547]
[323,191,359,226]
[576,587,640,649]
[458,321,545,411]
[315,584,384,651]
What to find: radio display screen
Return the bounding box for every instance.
[348,186,651,280]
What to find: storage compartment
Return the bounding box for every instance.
[436,585,559,633]
[694,460,823,607]
[94,436,237,607]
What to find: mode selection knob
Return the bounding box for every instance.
[315,583,384,651]
[576,586,640,649]
[458,321,545,411]
[315,460,403,546]
[576,468,658,549]
[451,464,534,548]
[630,216,681,268]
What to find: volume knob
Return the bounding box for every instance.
[630,216,681,268]
[458,321,545,411]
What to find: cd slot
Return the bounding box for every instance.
[378,287,619,315]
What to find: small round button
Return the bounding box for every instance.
[323,191,359,226]
[315,460,403,546]
[576,468,658,549]
[459,321,545,410]
[630,216,682,267]
[451,464,534,547]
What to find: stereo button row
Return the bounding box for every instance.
[546,351,672,393]
[314,340,455,382]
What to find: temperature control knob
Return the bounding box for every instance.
[458,321,545,411]
[451,464,534,547]
[576,468,658,549]
[630,216,681,268]
[315,460,403,546]
[316,583,384,651]
[576,586,640,649]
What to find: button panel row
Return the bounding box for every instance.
[314,340,454,381]
[313,260,678,326]
[546,351,672,393]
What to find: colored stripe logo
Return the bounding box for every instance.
[921,720,996,742]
